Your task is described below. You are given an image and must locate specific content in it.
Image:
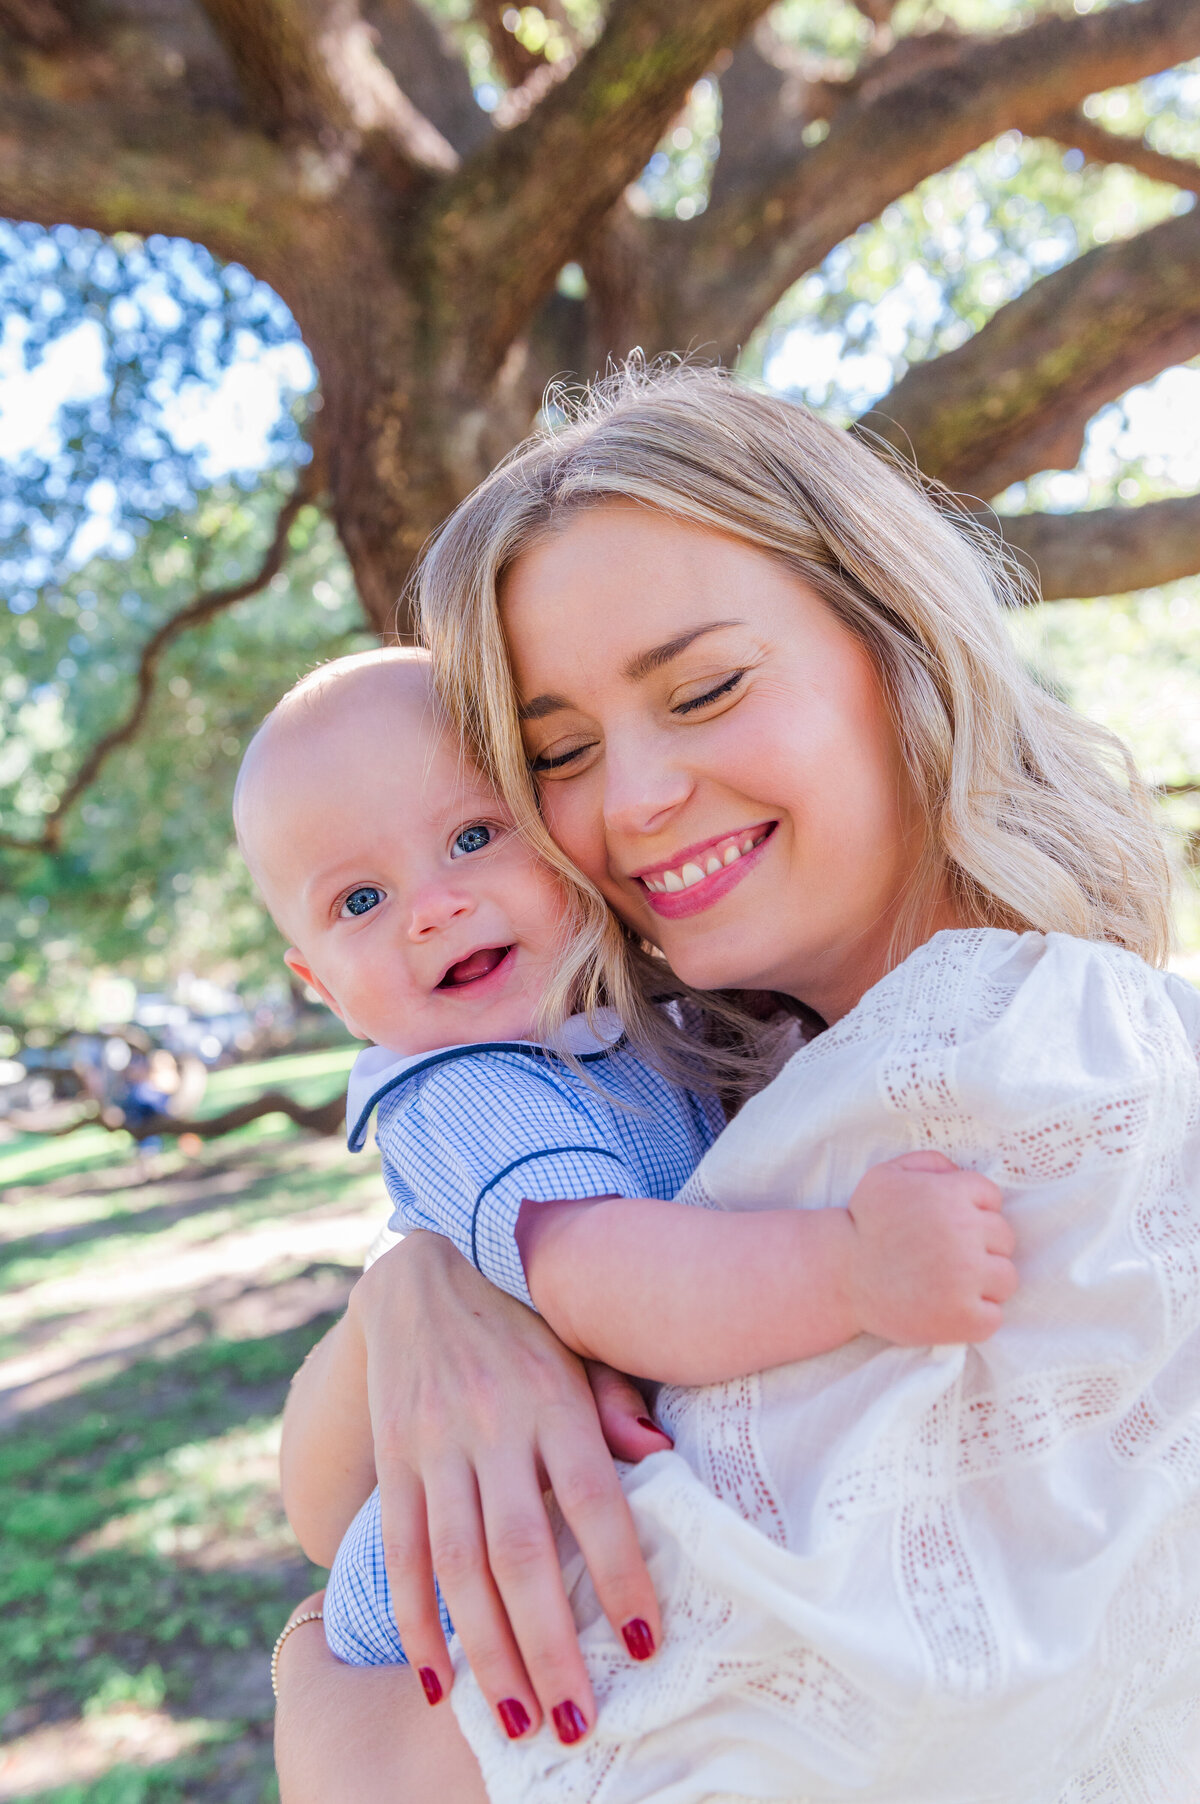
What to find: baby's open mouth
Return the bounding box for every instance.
[437,945,513,988]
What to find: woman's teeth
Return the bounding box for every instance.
[643,831,768,895]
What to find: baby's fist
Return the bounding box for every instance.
[845,1152,1016,1346]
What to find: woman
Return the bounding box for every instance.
[275,368,1200,1801]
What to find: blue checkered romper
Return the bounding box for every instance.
[323,1013,723,1666]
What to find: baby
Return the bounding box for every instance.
[235,648,1012,1736]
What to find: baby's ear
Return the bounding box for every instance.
[283,948,343,1021]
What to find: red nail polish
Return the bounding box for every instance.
[498,1698,531,1740]
[552,1699,588,1745]
[418,1666,443,1705]
[637,1416,673,1444]
[622,1617,655,1661]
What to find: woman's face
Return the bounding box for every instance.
[501,504,936,1022]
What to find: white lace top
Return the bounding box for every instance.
[451,930,1200,1804]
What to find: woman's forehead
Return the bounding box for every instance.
[501,507,817,689]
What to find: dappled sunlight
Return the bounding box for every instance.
[0,1079,391,1797]
[76,1419,298,1574]
[0,1707,216,1802]
[0,1090,386,1423]
[0,1134,368,1797]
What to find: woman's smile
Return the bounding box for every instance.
[633,823,776,918]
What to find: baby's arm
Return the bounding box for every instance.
[517,1153,1016,1386]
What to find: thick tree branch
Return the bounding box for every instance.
[0,86,313,272]
[364,0,490,156]
[0,0,71,47]
[674,0,1200,357]
[710,26,975,207]
[1044,108,1200,195]
[196,0,457,182]
[473,0,544,87]
[426,0,775,383]
[991,492,1200,603]
[0,468,319,859]
[866,206,1200,498]
[30,1088,347,1141]
[707,27,806,208]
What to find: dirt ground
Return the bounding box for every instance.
[0,1089,386,1804]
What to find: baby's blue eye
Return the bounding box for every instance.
[452,824,493,858]
[342,886,383,917]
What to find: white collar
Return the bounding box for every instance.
[345,1009,624,1151]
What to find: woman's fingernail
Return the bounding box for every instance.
[622,1617,655,1661]
[419,1666,443,1705]
[498,1698,531,1740]
[552,1699,588,1745]
[637,1416,673,1444]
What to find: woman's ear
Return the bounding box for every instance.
[284,948,344,1022]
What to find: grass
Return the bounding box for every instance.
[0,1049,386,1804]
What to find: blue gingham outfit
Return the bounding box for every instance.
[324,1011,723,1667]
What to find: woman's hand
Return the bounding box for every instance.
[349,1231,670,1745]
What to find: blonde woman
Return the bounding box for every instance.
[276,368,1200,1803]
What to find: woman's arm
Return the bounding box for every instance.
[278,1231,671,1745]
[274,1594,489,1804]
[518,1153,1016,1383]
[280,1311,376,1566]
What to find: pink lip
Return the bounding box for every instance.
[435,943,516,992]
[634,823,777,921]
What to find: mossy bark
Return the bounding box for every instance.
[1,0,1199,630]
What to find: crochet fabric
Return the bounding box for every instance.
[451,930,1200,1803]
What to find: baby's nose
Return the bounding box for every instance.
[406,885,474,938]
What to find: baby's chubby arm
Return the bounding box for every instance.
[517,1152,1017,1386]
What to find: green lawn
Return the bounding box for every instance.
[0,1050,386,1803]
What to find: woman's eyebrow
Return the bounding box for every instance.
[519,692,569,721]
[519,619,743,720]
[623,619,742,681]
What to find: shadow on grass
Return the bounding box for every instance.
[0,1155,365,1291]
[1,1315,339,1745]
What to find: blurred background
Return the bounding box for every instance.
[1,0,1198,1797]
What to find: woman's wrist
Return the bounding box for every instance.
[348,1229,454,1338]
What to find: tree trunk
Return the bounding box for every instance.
[2,0,1200,627]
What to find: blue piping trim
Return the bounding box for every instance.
[469,1145,629,1273]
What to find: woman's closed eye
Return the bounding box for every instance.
[528,738,597,775]
[340,884,384,919]
[528,675,746,775]
[671,669,746,716]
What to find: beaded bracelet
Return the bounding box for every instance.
[270,1609,324,1699]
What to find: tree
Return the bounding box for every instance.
[0,462,371,1030]
[1,0,1198,642]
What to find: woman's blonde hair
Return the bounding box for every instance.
[414,362,1171,1073]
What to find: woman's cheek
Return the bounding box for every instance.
[539,782,605,885]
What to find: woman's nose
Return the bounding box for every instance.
[602,739,693,839]
[406,884,475,940]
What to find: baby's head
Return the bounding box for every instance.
[234,649,570,1055]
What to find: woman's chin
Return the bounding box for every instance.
[661,937,775,997]
[612,888,782,995]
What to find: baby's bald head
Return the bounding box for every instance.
[232,646,567,1055]
[234,648,439,931]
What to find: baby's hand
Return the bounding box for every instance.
[844,1151,1016,1344]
